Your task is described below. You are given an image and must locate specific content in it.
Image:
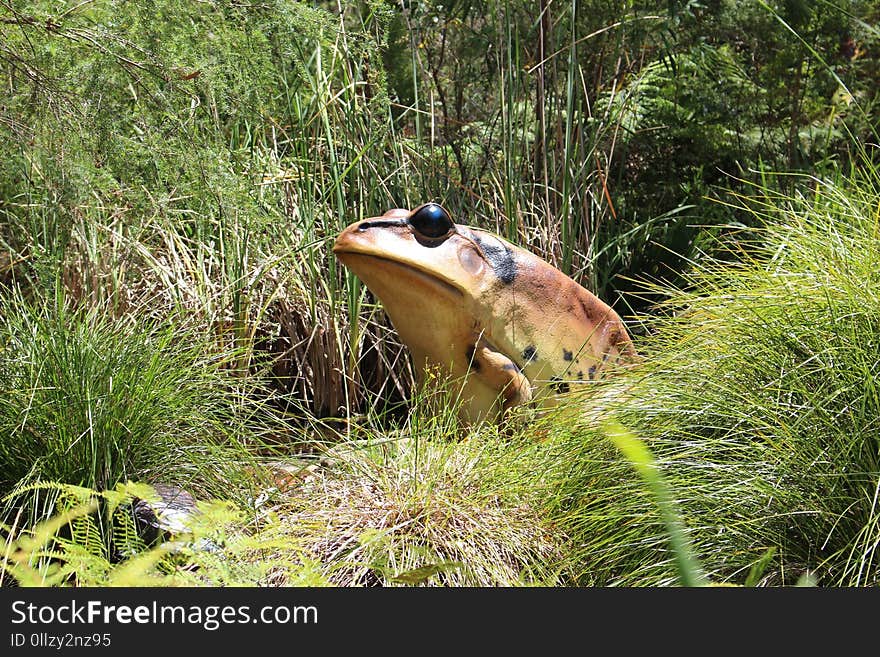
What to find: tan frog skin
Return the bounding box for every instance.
[333,203,638,423]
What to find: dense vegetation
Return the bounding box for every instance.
[1,0,879,586]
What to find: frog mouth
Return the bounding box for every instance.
[334,251,464,298]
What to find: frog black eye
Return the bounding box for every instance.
[409,203,454,239]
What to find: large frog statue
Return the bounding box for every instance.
[333,203,638,423]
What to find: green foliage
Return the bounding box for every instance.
[389,0,879,306]
[608,168,880,585]
[2,481,160,586]
[0,291,260,530]
[3,0,879,415]
[1,481,329,586]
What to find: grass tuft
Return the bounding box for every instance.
[279,382,563,586]
[599,170,880,585]
[0,289,260,529]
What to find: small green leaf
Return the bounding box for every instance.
[745,547,777,587]
[603,419,708,587]
[391,562,463,585]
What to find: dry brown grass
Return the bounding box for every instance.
[276,431,562,586]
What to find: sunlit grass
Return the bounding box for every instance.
[276,376,562,587]
[600,169,880,585]
[0,291,263,532]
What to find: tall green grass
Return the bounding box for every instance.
[2,0,870,424]
[595,169,880,585]
[0,292,261,524]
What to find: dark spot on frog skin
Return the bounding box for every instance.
[466,345,480,372]
[550,376,570,394]
[522,345,538,363]
[588,365,597,380]
[502,362,521,372]
[563,349,573,361]
[576,295,602,324]
[472,232,517,284]
[577,371,584,380]
[357,218,407,231]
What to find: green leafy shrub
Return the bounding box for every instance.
[1,481,328,586]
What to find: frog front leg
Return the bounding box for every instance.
[466,338,533,414]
